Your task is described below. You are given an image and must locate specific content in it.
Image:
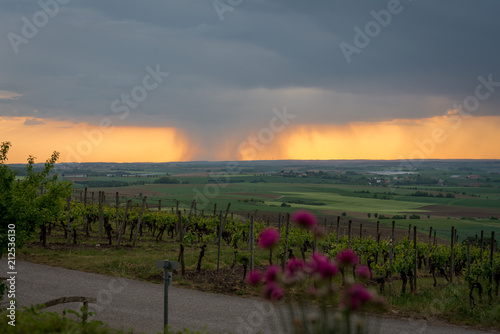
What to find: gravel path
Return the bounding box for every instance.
[1,260,497,334]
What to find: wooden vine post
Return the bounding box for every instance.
[178,210,185,276]
[83,188,88,237]
[217,211,223,272]
[427,226,433,269]
[282,213,290,270]
[336,216,340,242]
[117,200,131,247]
[115,192,119,231]
[132,196,147,247]
[347,220,352,248]
[249,216,254,271]
[66,196,71,244]
[450,226,455,283]
[489,231,495,303]
[98,191,104,241]
[414,225,417,292]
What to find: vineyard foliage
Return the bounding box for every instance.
[58,198,500,298]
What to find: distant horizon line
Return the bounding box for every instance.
[6,158,500,165]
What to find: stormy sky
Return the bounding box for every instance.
[1,0,499,162]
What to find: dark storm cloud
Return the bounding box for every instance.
[0,0,499,129]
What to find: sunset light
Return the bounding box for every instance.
[0,117,194,163]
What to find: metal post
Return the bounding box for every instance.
[156,260,179,330]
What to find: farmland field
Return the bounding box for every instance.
[47,159,500,241]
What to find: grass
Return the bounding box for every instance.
[0,308,213,334]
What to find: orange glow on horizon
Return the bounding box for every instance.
[237,115,500,160]
[0,117,194,163]
[2,114,500,164]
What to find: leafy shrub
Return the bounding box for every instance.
[153,177,181,184]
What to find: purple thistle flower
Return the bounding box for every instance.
[265,265,281,282]
[336,249,359,267]
[346,283,373,310]
[258,228,280,249]
[263,282,284,302]
[246,269,262,287]
[291,210,317,229]
[356,265,371,280]
[308,252,339,279]
[285,258,306,279]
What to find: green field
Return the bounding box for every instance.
[57,160,500,240]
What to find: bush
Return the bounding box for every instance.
[153,177,181,184]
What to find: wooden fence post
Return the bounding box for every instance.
[389,234,393,296]
[427,226,432,269]
[414,225,417,292]
[375,221,380,265]
[115,192,120,231]
[278,213,281,234]
[480,230,484,264]
[489,231,495,303]
[132,196,147,247]
[217,211,223,271]
[407,224,412,253]
[98,191,103,241]
[178,210,185,276]
[348,220,352,248]
[450,226,455,283]
[282,213,290,270]
[117,200,130,247]
[83,188,88,237]
[66,196,71,244]
[336,216,340,242]
[249,216,254,271]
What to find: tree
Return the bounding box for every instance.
[0,142,71,255]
